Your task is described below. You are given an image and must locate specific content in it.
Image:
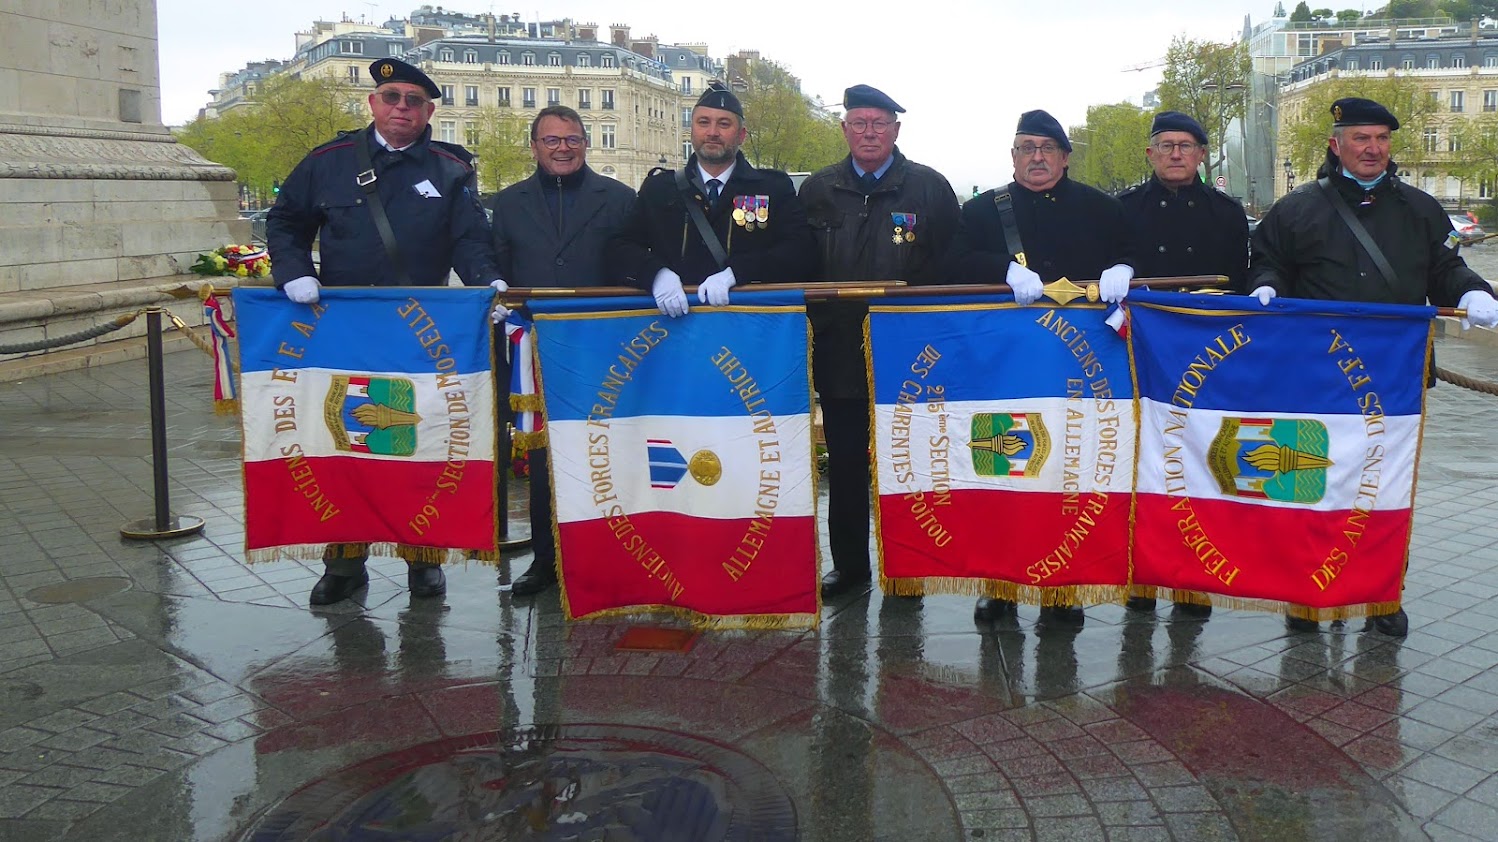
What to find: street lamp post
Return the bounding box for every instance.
[1201,81,1246,190]
[1283,158,1295,196]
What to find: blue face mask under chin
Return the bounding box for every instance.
[1342,167,1386,190]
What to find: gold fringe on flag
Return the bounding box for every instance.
[214,398,241,416]
[569,603,819,631]
[245,543,500,566]
[510,393,545,412]
[884,576,1128,607]
[512,430,548,450]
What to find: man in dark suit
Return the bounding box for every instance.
[607,82,814,314]
[488,105,636,596]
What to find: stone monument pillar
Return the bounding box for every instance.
[0,0,248,371]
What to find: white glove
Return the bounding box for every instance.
[698,266,737,306]
[1250,285,1277,306]
[283,276,321,304]
[652,268,689,318]
[490,302,511,324]
[1099,264,1134,304]
[1006,261,1043,305]
[488,278,508,293]
[1459,289,1498,329]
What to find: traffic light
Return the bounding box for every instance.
[272,180,280,195]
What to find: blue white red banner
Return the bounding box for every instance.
[1127,290,1434,617]
[869,296,1134,602]
[234,287,498,561]
[528,291,818,628]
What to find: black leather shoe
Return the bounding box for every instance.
[1286,615,1320,633]
[820,569,872,599]
[1367,608,1409,637]
[511,561,557,597]
[1040,605,1085,629]
[973,597,1017,622]
[408,566,447,598]
[309,570,369,606]
[1172,601,1212,619]
[1125,596,1157,612]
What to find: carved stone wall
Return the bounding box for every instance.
[0,2,249,370]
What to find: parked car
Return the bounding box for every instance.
[1448,214,1486,246]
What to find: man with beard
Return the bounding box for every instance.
[945,109,1134,629]
[798,84,959,598]
[1119,110,1248,620]
[608,81,813,315]
[268,57,502,607]
[488,105,636,597]
[1250,97,1498,637]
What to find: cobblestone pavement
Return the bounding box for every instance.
[4,328,1498,840]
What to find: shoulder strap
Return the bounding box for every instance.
[674,167,729,271]
[1316,177,1397,293]
[992,188,1027,267]
[352,127,412,286]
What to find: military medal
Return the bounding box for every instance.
[732,207,746,224]
[755,195,769,224]
[892,212,919,245]
[732,196,748,227]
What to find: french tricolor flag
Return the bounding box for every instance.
[1128,290,1434,616]
[529,291,818,627]
[234,287,498,561]
[869,296,1134,601]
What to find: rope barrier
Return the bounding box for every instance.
[1436,366,1498,396]
[0,307,219,360]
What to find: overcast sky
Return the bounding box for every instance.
[156,0,1284,192]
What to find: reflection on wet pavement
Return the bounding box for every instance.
[3,343,1498,840]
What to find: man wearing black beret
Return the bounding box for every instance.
[608,81,813,315]
[267,56,503,606]
[1250,96,1498,638]
[1119,112,1249,621]
[945,108,1134,628]
[798,84,959,598]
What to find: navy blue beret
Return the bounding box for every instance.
[843,84,905,113]
[1015,110,1071,152]
[696,81,743,118]
[368,58,440,100]
[1150,111,1207,145]
[1331,97,1400,131]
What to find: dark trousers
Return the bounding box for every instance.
[528,447,556,567]
[822,397,872,576]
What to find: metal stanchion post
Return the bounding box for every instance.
[497,420,531,552]
[121,310,206,540]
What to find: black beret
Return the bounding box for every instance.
[843,84,905,113]
[696,81,743,118]
[1015,109,1071,153]
[1331,97,1400,131]
[368,58,440,100]
[1150,110,1207,145]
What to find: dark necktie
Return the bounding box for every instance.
[706,178,722,209]
[861,172,878,194]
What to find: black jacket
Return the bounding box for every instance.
[489,165,635,287]
[1119,175,1249,292]
[1250,168,1485,307]
[607,151,814,287]
[268,125,499,288]
[946,174,1133,285]
[799,149,959,398]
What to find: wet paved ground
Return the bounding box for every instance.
[4,321,1498,841]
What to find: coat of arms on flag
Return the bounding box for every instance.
[527,291,819,628]
[1207,417,1331,502]
[970,412,1050,478]
[233,287,499,563]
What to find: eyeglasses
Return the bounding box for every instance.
[538,135,586,149]
[1014,143,1063,157]
[377,90,430,109]
[846,119,896,134]
[1152,141,1202,155]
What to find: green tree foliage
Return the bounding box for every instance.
[1290,2,1315,21]
[1156,36,1251,181]
[1449,113,1498,194]
[1280,75,1441,181]
[1337,9,1364,21]
[176,74,363,198]
[1312,8,1336,19]
[736,59,845,172]
[466,106,533,193]
[1067,103,1156,193]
